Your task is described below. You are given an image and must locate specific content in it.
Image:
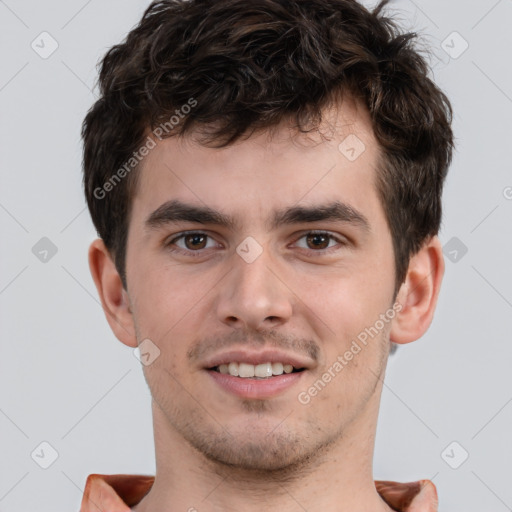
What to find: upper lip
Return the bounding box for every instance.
[203,349,314,370]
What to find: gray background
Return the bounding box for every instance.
[1,0,511,510]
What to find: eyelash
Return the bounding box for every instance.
[164,230,347,257]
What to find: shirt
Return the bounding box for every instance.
[79,473,438,511]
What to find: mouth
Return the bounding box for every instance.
[204,351,311,399]
[203,349,313,399]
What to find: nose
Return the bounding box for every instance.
[215,246,294,331]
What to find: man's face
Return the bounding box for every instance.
[124,99,397,471]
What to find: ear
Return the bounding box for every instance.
[390,236,444,344]
[88,238,138,348]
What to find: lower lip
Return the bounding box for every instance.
[207,369,305,399]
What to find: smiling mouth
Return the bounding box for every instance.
[210,362,305,379]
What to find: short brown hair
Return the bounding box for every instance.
[82,0,453,291]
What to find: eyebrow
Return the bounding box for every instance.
[144,199,370,232]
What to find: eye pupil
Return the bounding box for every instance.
[185,234,207,250]
[306,233,329,249]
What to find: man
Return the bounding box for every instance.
[80,0,453,510]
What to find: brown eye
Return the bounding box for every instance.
[293,231,346,253]
[306,233,330,250]
[166,232,217,253]
[183,233,208,250]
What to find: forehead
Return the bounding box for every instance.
[131,97,382,229]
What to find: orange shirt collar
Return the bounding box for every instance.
[80,473,438,512]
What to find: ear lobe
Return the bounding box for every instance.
[88,238,138,348]
[389,236,445,345]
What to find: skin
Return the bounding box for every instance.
[89,97,444,512]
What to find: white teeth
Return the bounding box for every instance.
[271,362,284,375]
[238,363,255,378]
[216,362,301,378]
[228,362,239,377]
[255,363,273,378]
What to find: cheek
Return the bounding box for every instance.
[299,264,392,341]
[130,265,221,390]
[131,262,209,339]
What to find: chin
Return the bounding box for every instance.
[184,423,338,477]
[204,445,311,474]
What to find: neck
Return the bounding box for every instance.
[133,389,393,512]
